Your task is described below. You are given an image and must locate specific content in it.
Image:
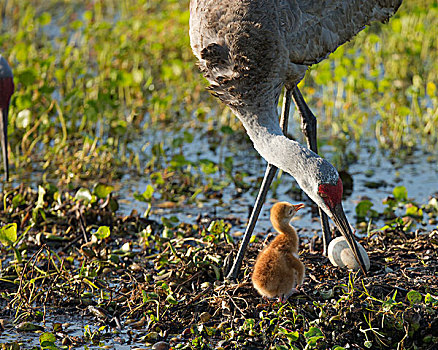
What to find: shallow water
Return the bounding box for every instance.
[118,112,438,237]
[0,312,145,349]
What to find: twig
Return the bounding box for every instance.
[77,208,89,243]
[174,271,202,292]
[225,290,247,316]
[183,284,213,308]
[15,244,47,304]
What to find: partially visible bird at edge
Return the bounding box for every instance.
[252,201,306,302]
[0,54,14,182]
[189,0,402,279]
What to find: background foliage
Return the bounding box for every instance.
[0,0,437,190]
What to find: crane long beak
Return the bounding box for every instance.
[0,107,9,181]
[330,202,367,275]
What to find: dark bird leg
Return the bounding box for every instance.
[0,108,9,181]
[226,89,292,280]
[291,86,331,255]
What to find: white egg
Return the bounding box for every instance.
[327,236,370,271]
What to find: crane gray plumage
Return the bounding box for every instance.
[189,0,402,278]
[0,54,14,181]
[190,0,401,106]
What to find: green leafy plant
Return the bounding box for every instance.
[39,332,58,350]
[0,223,22,264]
[0,223,17,247]
[93,226,111,240]
[134,185,154,218]
[304,327,325,349]
[355,200,378,222]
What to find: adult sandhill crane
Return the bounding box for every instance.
[189,0,402,279]
[0,55,14,181]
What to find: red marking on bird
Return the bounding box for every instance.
[0,77,14,108]
[318,177,343,209]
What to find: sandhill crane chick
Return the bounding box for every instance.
[252,202,305,302]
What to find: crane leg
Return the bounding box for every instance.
[291,86,332,256]
[0,108,9,181]
[226,89,292,280]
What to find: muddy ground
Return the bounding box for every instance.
[0,185,437,349]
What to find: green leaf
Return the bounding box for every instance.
[52,323,62,332]
[94,226,110,240]
[425,293,438,305]
[220,125,234,134]
[391,18,402,33]
[207,220,228,235]
[39,332,56,349]
[355,200,373,219]
[405,205,423,217]
[170,154,190,168]
[134,185,154,202]
[93,183,114,199]
[38,12,52,26]
[304,327,323,339]
[70,20,83,30]
[151,172,165,185]
[393,186,408,202]
[407,290,422,305]
[75,188,92,203]
[278,327,299,341]
[166,294,179,305]
[12,193,25,208]
[183,131,194,143]
[334,65,347,82]
[304,327,324,346]
[223,156,234,173]
[83,10,93,22]
[199,159,218,175]
[0,223,17,246]
[17,69,37,85]
[143,185,154,200]
[16,322,44,332]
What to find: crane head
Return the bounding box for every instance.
[316,177,367,275]
[0,55,14,181]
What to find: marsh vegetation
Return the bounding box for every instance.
[0,0,437,348]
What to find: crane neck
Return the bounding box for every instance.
[232,107,320,184]
[230,106,341,221]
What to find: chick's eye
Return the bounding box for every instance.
[319,192,328,198]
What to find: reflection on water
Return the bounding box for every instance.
[0,312,145,349]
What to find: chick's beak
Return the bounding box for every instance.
[293,203,305,211]
[330,202,367,275]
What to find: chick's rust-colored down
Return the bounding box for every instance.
[252,202,305,302]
